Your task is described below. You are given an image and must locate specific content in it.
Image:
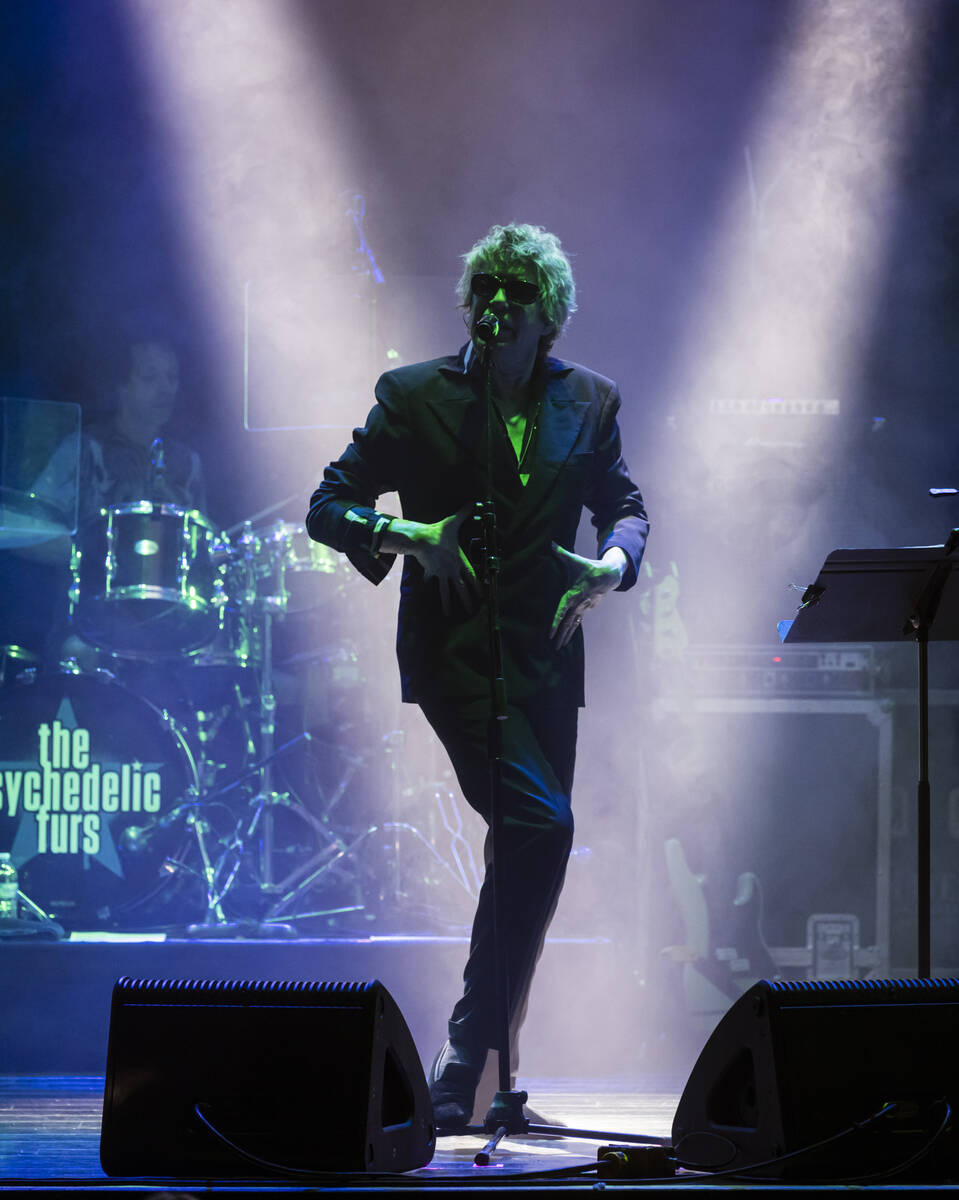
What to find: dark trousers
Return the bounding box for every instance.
[419,691,578,1057]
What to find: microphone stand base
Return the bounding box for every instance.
[483,1088,529,1135]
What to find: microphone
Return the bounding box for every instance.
[151,437,166,494]
[474,311,499,343]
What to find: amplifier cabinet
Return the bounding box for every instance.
[652,696,892,974]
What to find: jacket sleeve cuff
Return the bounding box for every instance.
[343,506,393,556]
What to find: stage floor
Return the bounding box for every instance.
[1,1074,676,1192]
[0,1074,955,1195]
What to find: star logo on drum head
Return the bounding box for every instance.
[4,696,163,878]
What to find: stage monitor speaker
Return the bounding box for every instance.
[99,976,435,1177]
[672,977,959,1180]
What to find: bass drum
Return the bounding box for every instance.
[0,670,202,930]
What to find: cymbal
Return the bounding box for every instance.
[0,486,73,548]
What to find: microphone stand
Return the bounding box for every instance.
[474,331,518,1133]
[468,331,660,1165]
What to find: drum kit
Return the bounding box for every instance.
[0,497,482,936]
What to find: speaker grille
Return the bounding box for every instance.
[765,976,959,1001]
[114,976,381,1004]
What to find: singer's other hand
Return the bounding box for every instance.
[381,507,480,615]
[550,543,627,648]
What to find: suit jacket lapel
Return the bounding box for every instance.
[424,355,588,503]
[426,361,485,465]
[521,368,589,512]
[425,388,482,455]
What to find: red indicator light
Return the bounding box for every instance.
[773,656,782,663]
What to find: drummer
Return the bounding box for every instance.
[34,337,206,523]
[11,338,208,667]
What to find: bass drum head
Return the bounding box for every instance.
[0,671,202,930]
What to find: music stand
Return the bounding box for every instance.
[778,534,959,978]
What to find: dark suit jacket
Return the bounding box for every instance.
[307,347,649,706]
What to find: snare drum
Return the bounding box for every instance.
[72,502,223,655]
[0,670,200,928]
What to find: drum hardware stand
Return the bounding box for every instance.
[376,820,481,925]
[430,781,483,899]
[172,732,312,939]
[185,519,302,934]
[169,507,395,934]
[262,824,378,924]
[240,534,366,912]
[307,740,368,822]
[261,904,365,926]
[235,725,373,923]
[247,576,291,894]
[190,703,246,795]
[212,539,331,935]
[173,791,300,940]
[232,680,258,761]
[250,777,360,891]
[181,807,253,938]
[380,727,409,914]
[370,723,482,923]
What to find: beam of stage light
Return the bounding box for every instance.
[637,0,933,1019]
[655,0,930,634]
[675,0,928,398]
[118,0,373,443]
[117,0,480,933]
[118,0,466,467]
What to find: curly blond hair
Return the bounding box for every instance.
[456,223,577,346]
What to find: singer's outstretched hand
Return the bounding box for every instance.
[550,543,627,648]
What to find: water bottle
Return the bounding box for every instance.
[0,852,18,920]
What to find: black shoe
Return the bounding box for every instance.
[428,1039,487,1131]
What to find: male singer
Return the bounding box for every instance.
[307,223,649,1129]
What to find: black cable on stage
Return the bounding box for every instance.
[736,1097,954,1187]
[194,1097,914,1187]
[671,1098,957,1188]
[193,1102,604,1184]
[671,1099,898,1183]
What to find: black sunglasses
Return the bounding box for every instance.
[470,273,540,305]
